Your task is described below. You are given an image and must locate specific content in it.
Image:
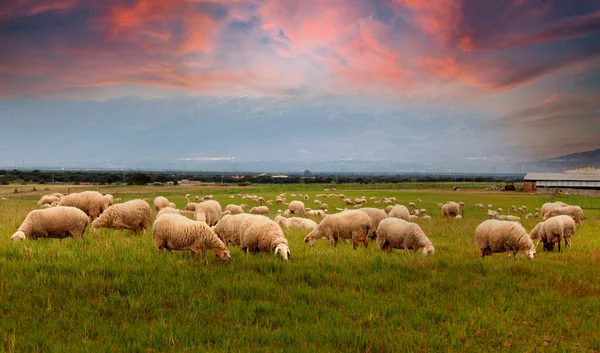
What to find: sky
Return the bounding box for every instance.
[0,0,599,172]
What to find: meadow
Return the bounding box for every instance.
[1,183,599,352]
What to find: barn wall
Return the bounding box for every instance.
[536,187,600,196]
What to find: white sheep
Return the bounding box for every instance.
[498,215,520,222]
[11,206,89,242]
[57,191,113,220]
[542,206,583,224]
[356,207,388,239]
[540,202,569,217]
[157,207,194,218]
[274,215,318,231]
[194,200,225,226]
[304,210,371,249]
[225,204,245,215]
[474,220,536,259]
[529,215,576,252]
[376,218,434,256]
[288,200,306,215]
[441,202,460,218]
[91,199,152,232]
[152,214,230,261]
[249,206,269,216]
[388,205,410,221]
[212,214,290,260]
[306,210,326,217]
[37,195,59,207]
[153,196,170,212]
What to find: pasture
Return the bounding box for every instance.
[1,183,599,352]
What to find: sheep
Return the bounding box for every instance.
[543,206,583,224]
[454,215,463,220]
[37,195,59,207]
[376,218,434,256]
[304,210,371,250]
[249,206,269,216]
[194,200,224,226]
[185,203,197,212]
[525,213,533,219]
[540,202,568,217]
[458,201,466,207]
[212,214,290,260]
[388,205,410,221]
[153,196,170,212]
[304,195,310,201]
[487,210,500,219]
[157,207,193,218]
[168,202,177,209]
[343,198,354,205]
[421,215,432,220]
[487,204,492,208]
[357,207,388,239]
[408,202,416,208]
[152,214,230,261]
[320,203,328,211]
[49,193,64,198]
[409,215,419,222]
[419,208,427,215]
[498,215,520,222]
[384,205,394,214]
[91,199,152,232]
[225,204,245,215]
[474,220,536,259]
[288,200,305,215]
[11,206,89,242]
[57,191,113,220]
[441,202,460,218]
[307,210,326,217]
[529,215,576,252]
[274,215,318,231]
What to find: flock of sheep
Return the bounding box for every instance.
[10,190,585,262]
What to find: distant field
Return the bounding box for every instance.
[1,184,599,352]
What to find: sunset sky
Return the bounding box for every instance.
[1,0,599,171]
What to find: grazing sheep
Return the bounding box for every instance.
[225,204,245,215]
[408,202,416,208]
[525,213,533,219]
[153,196,170,212]
[384,205,394,214]
[458,201,466,207]
[487,210,500,219]
[212,214,290,260]
[11,206,89,242]
[454,215,463,220]
[168,202,177,209]
[249,206,269,216]
[307,210,326,217]
[157,207,193,218]
[376,218,434,256]
[540,202,568,217]
[498,215,520,222]
[530,215,576,252]
[417,198,422,203]
[185,203,197,212]
[194,200,224,226]
[57,191,113,220]
[421,215,432,220]
[288,200,306,215]
[304,210,371,250]
[474,220,536,259]
[441,202,460,218]
[487,204,492,208]
[37,195,59,207]
[274,215,318,231]
[357,207,388,239]
[543,206,583,224]
[304,195,310,201]
[152,214,230,261]
[320,203,328,211]
[419,208,427,215]
[409,215,419,221]
[388,205,410,221]
[91,199,152,232]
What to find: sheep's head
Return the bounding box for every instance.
[304,228,322,246]
[213,248,231,261]
[422,245,435,256]
[524,247,536,259]
[274,243,290,261]
[11,231,26,242]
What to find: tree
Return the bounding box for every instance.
[131,173,152,185]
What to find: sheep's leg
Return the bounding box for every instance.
[360,234,368,248]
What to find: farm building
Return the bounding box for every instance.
[524,167,600,196]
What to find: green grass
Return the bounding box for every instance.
[1,184,600,352]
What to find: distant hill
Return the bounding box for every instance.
[522,148,600,172]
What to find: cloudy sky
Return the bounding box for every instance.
[1,0,599,171]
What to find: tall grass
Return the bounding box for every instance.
[1,185,599,352]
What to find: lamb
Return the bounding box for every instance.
[357,207,388,239]
[194,200,224,226]
[529,215,576,252]
[288,200,306,215]
[152,214,230,261]
[474,220,536,259]
[376,218,434,256]
[388,205,410,221]
[212,214,290,260]
[57,191,113,220]
[37,195,59,207]
[498,215,520,222]
[11,206,89,242]
[274,215,318,231]
[542,206,583,224]
[225,204,245,215]
[249,206,269,216]
[441,202,460,218]
[153,196,170,212]
[91,199,153,232]
[304,210,371,249]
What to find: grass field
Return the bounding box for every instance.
[1,184,600,352]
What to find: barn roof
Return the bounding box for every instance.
[524,173,600,181]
